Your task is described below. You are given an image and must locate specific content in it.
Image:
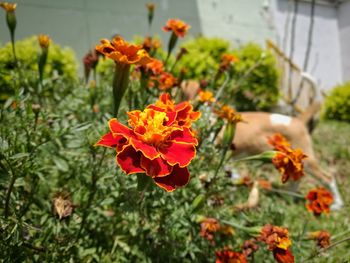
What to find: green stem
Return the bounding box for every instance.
[4,170,17,218]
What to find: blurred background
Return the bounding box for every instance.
[0,0,349,93]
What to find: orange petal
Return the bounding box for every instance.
[159,141,196,167]
[95,132,127,148]
[153,165,190,192]
[109,118,135,138]
[129,137,160,160]
[140,156,173,177]
[170,128,198,145]
[116,145,145,175]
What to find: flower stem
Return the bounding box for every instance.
[4,169,17,218]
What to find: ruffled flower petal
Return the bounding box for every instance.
[116,145,145,175]
[159,141,196,167]
[129,137,160,160]
[140,156,173,177]
[95,132,126,148]
[170,128,198,145]
[153,165,190,192]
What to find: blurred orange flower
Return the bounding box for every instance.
[144,58,164,76]
[268,133,291,151]
[198,90,215,103]
[146,2,155,12]
[0,2,16,12]
[38,34,50,49]
[142,36,161,53]
[242,239,259,257]
[259,224,294,263]
[308,230,330,248]
[215,248,247,263]
[149,93,201,128]
[220,53,239,70]
[272,147,307,183]
[156,72,177,90]
[306,187,333,216]
[200,218,221,242]
[96,36,152,65]
[163,19,190,38]
[96,94,199,192]
[216,105,243,124]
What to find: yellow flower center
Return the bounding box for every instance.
[128,109,178,145]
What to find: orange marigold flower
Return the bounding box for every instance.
[216,105,243,124]
[258,179,272,190]
[163,18,190,38]
[149,93,201,128]
[259,224,292,251]
[144,58,164,76]
[308,231,331,248]
[273,248,295,263]
[155,72,177,90]
[198,90,215,103]
[142,36,161,53]
[200,218,221,242]
[0,2,16,12]
[215,248,247,263]
[38,34,50,49]
[96,36,152,65]
[306,187,333,216]
[268,133,291,151]
[96,94,199,192]
[272,147,307,183]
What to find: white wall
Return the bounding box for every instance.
[338,1,350,82]
[271,0,343,92]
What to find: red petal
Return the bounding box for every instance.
[116,145,145,175]
[159,141,196,167]
[170,128,198,145]
[108,118,135,138]
[153,165,190,192]
[95,132,126,148]
[129,137,160,160]
[140,156,173,177]
[174,101,189,112]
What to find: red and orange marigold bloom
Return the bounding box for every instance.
[216,105,243,124]
[259,224,294,263]
[215,248,247,263]
[0,2,16,12]
[242,238,259,257]
[163,18,190,38]
[200,218,221,242]
[96,94,199,192]
[268,133,291,151]
[38,34,50,49]
[155,72,177,90]
[142,36,161,53]
[306,187,333,216]
[148,93,201,128]
[144,58,164,76]
[96,36,152,65]
[198,90,215,103]
[272,147,307,184]
[308,231,331,248]
[220,53,239,70]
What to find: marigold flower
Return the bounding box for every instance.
[308,231,331,248]
[96,95,199,192]
[146,2,155,12]
[38,34,50,49]
[259,224,292,251]
[273,248,295,263]
[148,93,201,128]
[198,90,215,103]
[220,53,239,70]
[272,147,307,183]
[306,187,333,216]
[242,238,259,257]
[0,2,16,12]
[144,58,164,76]
[96,36,152,65]
[200,218,221,242]
[52,192,74,220]
[155,72,177,90]
[142,36,161,53]
[215,248,247,263]
[268,133,291,151]
[216,105,243,124]
[163,18,190,38]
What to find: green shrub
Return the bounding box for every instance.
[176,37,231,79]
[322,82,350,122]
[230,43,279,111]
[0,36,78,100]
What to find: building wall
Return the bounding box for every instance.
[271,0,343,92]
[0,0,202,65]
[338,1,350,82]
